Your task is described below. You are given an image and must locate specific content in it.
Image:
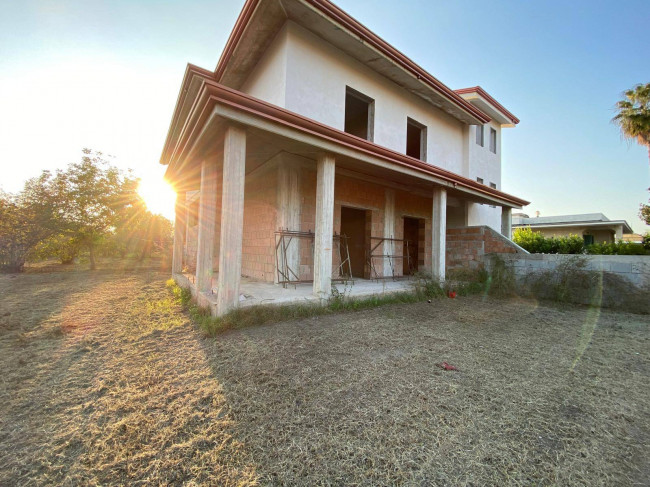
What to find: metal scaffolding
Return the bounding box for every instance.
[274,229,353,288]
[366,236,413,281]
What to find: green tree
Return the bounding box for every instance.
[0,173,58,272]
[52,149,137,270]
[30,234,82,265]
[612,83,650,162]
[640,189,650,225]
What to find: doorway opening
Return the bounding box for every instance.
[403,217,425,275]
[341,206,369,278]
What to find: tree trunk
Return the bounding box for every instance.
[89,242,96,270]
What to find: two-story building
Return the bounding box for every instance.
[161,0,529,316]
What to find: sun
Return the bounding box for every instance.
[137,177,176,220]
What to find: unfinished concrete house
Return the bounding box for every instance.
[162,0,530,316]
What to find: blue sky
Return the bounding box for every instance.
[1,0,648,232]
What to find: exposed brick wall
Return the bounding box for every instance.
[297,171,434,279]
[446,225,523,271]
[185,162,519,282]
[241,167,277,282]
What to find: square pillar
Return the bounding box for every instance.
[313,153,335,300]
[501,207,512,239]
[383,189,395,278]
[276,155,301,283]
[195,161,218,293]
[216,125,247,316]
[184,194,193,262]
[172,191,185,275]
[432,187,447,282]
[614,225,623,243]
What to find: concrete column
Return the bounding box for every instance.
[195,161,218,293]
[277,155,301,282]
[313,153,335,299]
[614,225,623,243]
[172,191,185,275]
[216,125,246,316]
[383,189,395,278]
[501,207,512,239]
[184,195,192,261]
[432,187,447,282]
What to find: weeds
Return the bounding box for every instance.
[167,275,448,336]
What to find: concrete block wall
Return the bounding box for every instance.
[446,225,524,271]
[495,253,650,290]
[241,168,277,282]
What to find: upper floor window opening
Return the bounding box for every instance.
[406,117,427,161]
[344,86,374,141]
[475,125,484,146]
[489,128,497,153]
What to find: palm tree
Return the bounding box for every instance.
[612,83,650,163]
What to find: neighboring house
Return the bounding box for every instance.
[162,0,529,316]
[512,213,633,244]
[622,233,644,244]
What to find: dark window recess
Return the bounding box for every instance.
[583,234,594,246]
[490,182,497,189]
[477,177,484,184]
[344,87,374,141]
[406,118,427,160]
[476,125,484,146]
[490,128,497,153]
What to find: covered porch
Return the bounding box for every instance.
[176,272,414,313]
[164,69,526,316]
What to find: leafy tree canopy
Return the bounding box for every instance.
[612,83,650,162]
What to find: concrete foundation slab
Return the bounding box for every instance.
[176,272,414,315]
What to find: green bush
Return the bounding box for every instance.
[513,227,649,255]
[513,227,584,254]
[586,241,649,255]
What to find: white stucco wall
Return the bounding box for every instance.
[284,23,466,174]
[240,20,507,231]
[466,122,502,232]
[240,24,289,107]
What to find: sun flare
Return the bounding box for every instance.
[137,177,176,220]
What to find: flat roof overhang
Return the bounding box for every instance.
[456,86,519,126]
[163,72,529,209]
[513,221,633,234]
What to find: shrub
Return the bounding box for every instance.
[513,227,584,254]
[586,241,648,255]
[513,227,650,255]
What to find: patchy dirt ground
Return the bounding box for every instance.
[0,261,648,486]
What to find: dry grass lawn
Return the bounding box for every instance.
[0,260,648,486]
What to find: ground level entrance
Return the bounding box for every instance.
[403,217,425,275]
[341,206,369,278]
